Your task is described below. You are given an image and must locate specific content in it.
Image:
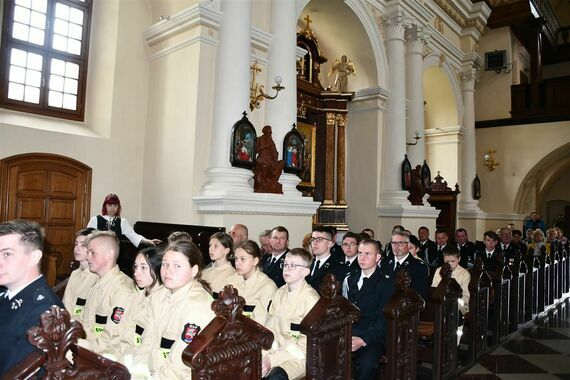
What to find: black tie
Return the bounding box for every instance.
[269,257,276,267]
[395,261,401,271]
[312,260,321,275]
[360,277,369,290]
[488,252,492,259]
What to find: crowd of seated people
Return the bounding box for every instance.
[1,216,569,380]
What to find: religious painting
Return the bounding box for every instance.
[296,122,316,188]
[402,154,412,190]
[230,112,256,169]
[283,125,305,175]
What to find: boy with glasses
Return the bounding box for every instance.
[341,232,362,276]
[262,248,320,380]
[379,231,429,299]
[342,239,394,380]
[306,226,346,293]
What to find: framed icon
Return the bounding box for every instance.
[230,112,257,169]
[283,124,305,175]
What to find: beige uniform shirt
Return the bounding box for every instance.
[432,265,471,315]
[264,281,320,380]
[228,269,277,325]
[202,261,236,294]
[139,280,215,380]
[79,265,135,342]
[62,265,97,319]
[91,284,166,358]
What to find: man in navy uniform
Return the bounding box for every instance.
[341,231,361,277]
[379,231,429,300]
[260,226,289,288]
[0,219,63,376]
[342,238,394,380]
[455,228,476,268]
[418,226,437,266]
[306,226,346,293]
[475,231,503,273]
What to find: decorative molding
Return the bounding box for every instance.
[376,204,441,218]
[429,0,490,35]
[251,26,273,53]
[148,34,218,61]
[349,87,390,113]
[296,46,308,61]
[193,193,321,216]
[144,3,222,47]
[424,24,464,70]
[483,212,527,221]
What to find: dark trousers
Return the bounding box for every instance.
[353,343,383,380]
[263,366,288,380]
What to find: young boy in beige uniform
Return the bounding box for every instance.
[62,228,97,318]
[78,231,134,342]
[262,248,320,380]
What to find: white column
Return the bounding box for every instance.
[380,11,411,206]
[201,0,252,195]
[405,24,427,167]
[458,66,480,211]
[265,0,301,196]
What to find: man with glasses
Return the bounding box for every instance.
[341,232,362,276]
[261,226,290,288]
[342,239,394,380]
[306,226,346,293]
[262,248,320,380]
[379,231,428,299]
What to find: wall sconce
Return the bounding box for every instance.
[484,148,500,171]
[406,131,422,146]
[249,61,285,111]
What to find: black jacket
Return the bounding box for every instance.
[457,241,476,268]
[379,254,429,300]
[260,250,288,288]
[0,276,63,377]
[306,254,346,294]
[346,268,394,349]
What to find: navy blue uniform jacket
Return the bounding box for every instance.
[0,276,63,376]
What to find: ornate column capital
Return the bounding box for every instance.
[383,11,413,41]
[405,24,431,53]
[460,67,479,92]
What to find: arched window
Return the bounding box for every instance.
[0,0,92,121]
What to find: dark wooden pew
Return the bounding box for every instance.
[118,221,225,275]
[506,255,526,332]
[463,261,491,366]
[301,274,360,380]
[487,263,511,345]
[3,306,130,380]
[183,285,274,379]
[380,270,425,380]
[543,254,552,309]
[525,256,540,322]
[417,263,463,380]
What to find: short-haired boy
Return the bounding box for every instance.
[262,248,320,380]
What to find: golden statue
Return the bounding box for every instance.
[327,55,356,92]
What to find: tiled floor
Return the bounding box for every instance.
[458,299,570,380]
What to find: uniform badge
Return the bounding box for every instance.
[181,323,200,343]
[290,323,301,341]
[11,298,23,310]
[111,307,125,324]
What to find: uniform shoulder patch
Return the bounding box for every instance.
[181,323,200,343]
[111,306,125,324]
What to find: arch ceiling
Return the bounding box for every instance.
[298,0,381,90]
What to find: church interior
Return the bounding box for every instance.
[1,0,570,378]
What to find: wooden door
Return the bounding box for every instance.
[0,153,91,277]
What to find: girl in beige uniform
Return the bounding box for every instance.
[63,228,98,318]
[228,240,277,325]
[202,232,236,295]
[91,247,164,359]
[262,248,320,380]
[133,241,215,380]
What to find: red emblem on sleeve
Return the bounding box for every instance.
[111,307,125,324]
[181,323,200,343]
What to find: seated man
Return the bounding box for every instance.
[341,231,361,276]
[0,219,63,376]
[306,226,346,292]
[342,239,394,380]
[261,226,290,288]
[431,248,471,345]
[262,248,320,380]
[379,231,429,300]
[79,231,134,343]
[474,231,502,273]
[63,227,98,318]
[455,228,476,268]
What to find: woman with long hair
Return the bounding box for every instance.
[228,240,277,325]
[202,232,236,294]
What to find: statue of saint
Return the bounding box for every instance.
[327,55,356,92]
[253,126,284,194]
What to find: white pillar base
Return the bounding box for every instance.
[199,167,253,196]
[376,203,440,243]
[279,172,303,198]
[379,190,413,207]
[458,199,483,214]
